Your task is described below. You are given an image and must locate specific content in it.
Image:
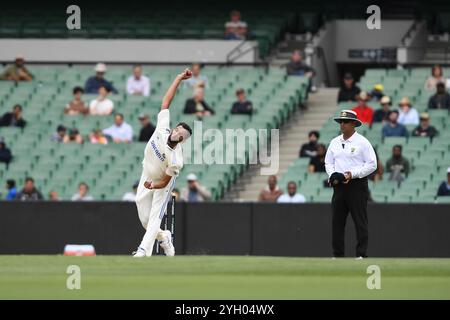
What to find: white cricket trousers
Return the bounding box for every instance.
[135,170,176,256]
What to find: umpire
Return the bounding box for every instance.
[324,110,377,258]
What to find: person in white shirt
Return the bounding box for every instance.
[102,113,133,143]
[71,182,94,201]
[133,69,193,258]
[126,65,151,97]
[224,10,248,40]
[89,85,114,115]
[325,110,377,259]
[123,181,139,202]
[183,63,209,89]
[277,181,306,203]
[397,97,419,125]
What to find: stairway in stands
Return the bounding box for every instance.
[226,88,339,201]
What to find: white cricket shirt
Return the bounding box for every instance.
[324,131,377,179]
[142,109,183,182]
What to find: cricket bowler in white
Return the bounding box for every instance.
[133,69,193,257]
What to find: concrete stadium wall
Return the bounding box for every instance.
[0,201,449,257]
[0,39,258,64]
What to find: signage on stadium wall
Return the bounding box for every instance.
[348,48,397,61]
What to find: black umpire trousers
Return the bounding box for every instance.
[331,177,369,257]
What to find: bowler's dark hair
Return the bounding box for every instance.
[176,122,192,136]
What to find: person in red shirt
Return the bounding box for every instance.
[352,91,374,125]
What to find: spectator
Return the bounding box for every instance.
[183,63,209,89]
[84,63,117,94]
[126,65,150,97]
[277,181,306,203]
[258,175,283,202]
[183,87,215,118]
[89,129,108,145]
[0,54,33,81]
[382,110,409,138]
[180,173,211,202]
[231,88,253,115]
[437,167,450,197]
[5,179,17,200]
[352,91,374,125]
[428,82,450,110]
[398,97,419,126]
[412,112,439,139]
[138,114,156,142]
[51,125,68,143]
[71,182,94,201]
[172,188,181,201]
[337,73,361,103]
[65,86,89,115]
[89,85,114,115]
[299,130,320,158]
[224,10,248,40]
[15,177,44,201]
[0,140,12,167]
[123,181,139,202]
[386,145,410,183]
[0,104,27,128]
[102,113,133,143]
[286,50,315,92]
[48,191,60,201]
[63,128,83,144]
[368,150,384,183]
[369,84,384,101]
[373,96,392,123]
[424,65,445,92]
[308,143,327,173]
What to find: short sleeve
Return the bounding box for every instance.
[156,109,170,133]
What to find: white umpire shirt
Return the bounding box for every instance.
[324,131,377,179]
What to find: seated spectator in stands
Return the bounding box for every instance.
[224,10,248,40]
[64,128,83,144]
[184,87,215,118]
[258,175,283,202]
[231,88,253,115]
[382,110,409,138]
[437,167,450,197]
[183,63,209,89]
[286,50,315,92]
[65,86,89,115]
[126,65,150,97]
[428,82,450,110]
[89,129,108,145]
[5,179,17,200]
[0,140,12,167]
[51,125,68,143]
[0,54,33,81]
[398,97,419,125]
[308,143,327,173]
[84,63,117,94]
[369,84,384,101]
[172,188,181,202]
[15,177,44,201]
[373,96,391,123]
[181,173,211,202]
[352,91,374,125]
[424,65,445,92]
[386,145,409,183]
[0,104,27,128]
[71,182,94,201]
[123,181,139,202]
[299,130,320,158]
[89,85,114,115]
[337,73,360,103]
[367,150,384,183]
[277,181,306,203]
[103,113,133,143]
[412,112,439,139]
[138,114,156,142]
[48,190,60,201]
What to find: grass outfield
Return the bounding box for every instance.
[0,255,449,299]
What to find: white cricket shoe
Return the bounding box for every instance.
[355,256,364,260]
[159,230,175,257]
[132,247,146,258]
